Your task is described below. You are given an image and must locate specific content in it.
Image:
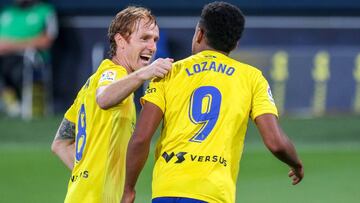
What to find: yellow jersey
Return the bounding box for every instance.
[64,59,136,203]
[142,50,278,203]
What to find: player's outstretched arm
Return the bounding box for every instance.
[96,58,173,109]
[121,101,164,203]
[51,118,76,170]
[255,114,304,185]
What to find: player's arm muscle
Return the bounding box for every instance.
[123,101,163,202]
[96,58,173,110]
[255,114,304,185]
[96,73,145,110]
[51,118,76,170]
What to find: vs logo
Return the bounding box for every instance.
[162,151,187,163]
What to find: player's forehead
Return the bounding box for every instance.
[132,18,159,37]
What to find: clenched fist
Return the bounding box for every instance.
[137,58,173,80]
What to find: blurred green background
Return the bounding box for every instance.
[0,115,359,203]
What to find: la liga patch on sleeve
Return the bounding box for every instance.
[99,70,117,83]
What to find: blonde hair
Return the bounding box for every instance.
[108,6,157,58]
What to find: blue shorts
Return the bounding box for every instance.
[152,197,207,203]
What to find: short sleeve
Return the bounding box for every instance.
[64,101,77,123]
[250,72,278,120]
[141,77,166,113]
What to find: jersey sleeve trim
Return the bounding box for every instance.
[251,109,278,121]
[140,97,165,113]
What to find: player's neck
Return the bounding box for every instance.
[111,55,132,74]
[199,45,229,56]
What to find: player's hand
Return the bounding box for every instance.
[288,162,304,185]
[121,188,135,203]
[137,58,173,80]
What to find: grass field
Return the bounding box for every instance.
[0,115,359,203]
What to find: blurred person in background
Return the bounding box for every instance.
[122,2,303,203]
[0,0,58,116]
[51,6,172,203]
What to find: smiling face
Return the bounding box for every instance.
[116,18,159,72]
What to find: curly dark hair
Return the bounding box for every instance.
[199,1,245,53]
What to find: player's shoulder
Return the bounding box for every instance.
[162,56,194,79]
[173,55,193,67]
[171,53,207,71]
[91,59,129,89]
[97,59,127,75]
[227,57,262,75]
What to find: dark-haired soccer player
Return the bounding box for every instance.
[122,2,304,203]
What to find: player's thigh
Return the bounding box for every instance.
[152,197,207,203]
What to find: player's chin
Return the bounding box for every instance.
[139,59,151,67]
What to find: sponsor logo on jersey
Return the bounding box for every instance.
[162,151,187,163]
[71,170,89,182]
[145,87,156,94]
[162,151,227,167]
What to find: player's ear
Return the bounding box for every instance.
[114,33,126,50]
[195,27,204,44]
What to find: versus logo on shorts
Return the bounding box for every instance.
[162,151,227,167]
[99,70,116,82]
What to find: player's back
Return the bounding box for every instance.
[143,50,277,203]
[64,59,136,203]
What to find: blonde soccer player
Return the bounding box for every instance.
[51,6,172,203]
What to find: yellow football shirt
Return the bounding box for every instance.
[63,59,136,203]
[142,50,278,203]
